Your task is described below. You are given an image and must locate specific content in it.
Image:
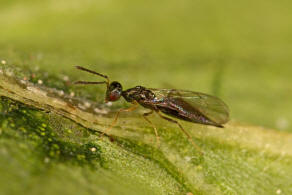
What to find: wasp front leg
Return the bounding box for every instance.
[100,101,139,137]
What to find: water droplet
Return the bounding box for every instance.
[44,157,50,163]
[63,75,69,81]
[94,107,108,114]
[78,103,86,110]
[58,90,64,96]
[84,101,91,108]
[184,156,191,162]
[38,80,43,85]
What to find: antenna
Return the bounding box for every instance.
[74,66,109,87]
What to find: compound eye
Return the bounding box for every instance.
[108,91,121,101]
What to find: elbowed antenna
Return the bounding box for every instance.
[74,81,108,85]
[74,66,110,87]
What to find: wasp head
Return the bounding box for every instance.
[105,81,123,102]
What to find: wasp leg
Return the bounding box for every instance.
[156,111,203,154]
[142,110,160,148]
[100,101,139,138]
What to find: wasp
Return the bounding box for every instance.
[75,66,229,150]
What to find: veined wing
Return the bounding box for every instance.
[149,88,230,125]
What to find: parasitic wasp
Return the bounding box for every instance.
[75,66,229,151]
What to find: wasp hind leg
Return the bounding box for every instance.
[142,110,160,148]
[156,111,203,154]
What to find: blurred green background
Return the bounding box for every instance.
[0,0,292,131]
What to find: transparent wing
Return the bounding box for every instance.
[149,88,230,124]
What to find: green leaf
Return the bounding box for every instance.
[0,65,291,195]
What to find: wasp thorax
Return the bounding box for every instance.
[106,81,123,102]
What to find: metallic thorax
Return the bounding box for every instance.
[122,86,156,106]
